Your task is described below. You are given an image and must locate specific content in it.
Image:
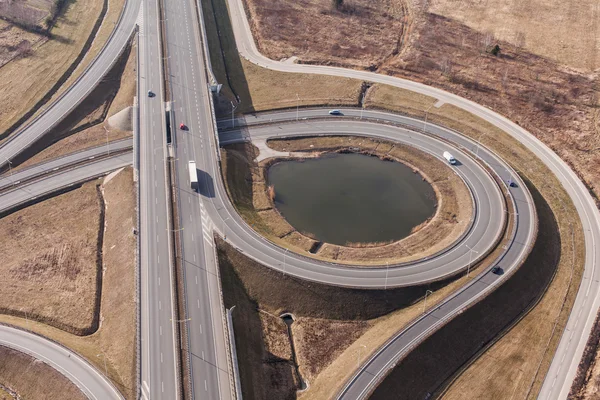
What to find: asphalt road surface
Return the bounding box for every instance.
[0,325,123,399]
[0,153,131,215]
[138,0,180,397]
[0,138,132,192]
[162,0,233,396]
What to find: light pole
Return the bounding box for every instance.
[384,261,389,290]
[475,132,487,157]
[97,352,108,377]
[20,308,29,329]
[360,92,365,120]
[283,248,289,275]
[424,103,434,132]
[105,127,110,156]
[357,344,367,369]
[5,158,12,181]
[422,290,433,314]
[171,317,191,323]
[223,216,230,240]
[465,244,479,276]
[231,101,238,128]
[296,93,300,121]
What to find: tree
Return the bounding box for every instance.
[332,0,343,10]
[490,44,501,56]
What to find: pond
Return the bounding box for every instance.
[267,153,437,246]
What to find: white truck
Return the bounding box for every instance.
[189,161,198,190]
[443,151,456,165]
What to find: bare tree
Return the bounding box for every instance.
[501,68,510,91]
[482,31,494,52]
[439,58,453,77]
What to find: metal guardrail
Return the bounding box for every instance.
[226,306,243,400]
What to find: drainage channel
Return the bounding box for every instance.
[280,313,307,391]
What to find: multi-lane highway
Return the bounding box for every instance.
[0,138,131,192]
[162,0,234,395]
[138,0,180,397]
[0,153,131,214]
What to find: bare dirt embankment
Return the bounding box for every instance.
[0,345,86,400]
[0,167,137,399]
[221,135,472,264]
[218,235,466,399]
[0,0,127,142]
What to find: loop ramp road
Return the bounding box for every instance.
[215,113,532,288]
[213,111,534,398]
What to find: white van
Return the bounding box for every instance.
[443,151,456,165]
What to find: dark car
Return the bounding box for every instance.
[508,179,518,188]
[147,90,154,97]
[328,109,343,116]
[492,266,504,275]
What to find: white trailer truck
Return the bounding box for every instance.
[189,161,198,190]
[443,151,456,165]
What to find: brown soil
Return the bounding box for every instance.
[243,0,409,70]
[0,345,86,400]
[0,20,47,69]
[0,167,137,398]
[222,135,473,265]
[0,180,101,334]
[201,0,364,116]
[429,0,599,72]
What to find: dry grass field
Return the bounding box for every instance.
[429,0,600,72]
[243,0,409,69]
[0,167,137,398]
[0,345,86,399]
[0,180,101,335]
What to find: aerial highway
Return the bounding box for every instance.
[0,325,123,399]
[219,0,600,396]
[138,0,180,397]
[162,0,234,396]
